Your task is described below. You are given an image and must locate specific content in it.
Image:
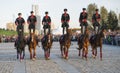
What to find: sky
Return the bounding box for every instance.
[0,0,120,29]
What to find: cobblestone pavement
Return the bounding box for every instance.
[0,42,120,73]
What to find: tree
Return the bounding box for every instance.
[87,3,97,22]
[107,11,118,31]
[100,6,108,25]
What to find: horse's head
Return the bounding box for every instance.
[29,28,36,42]
[84,29,89,36]
[46,33,52,44]
[66,29,73,36]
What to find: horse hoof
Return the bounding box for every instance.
[92,55,96,59]
[20,59,23,62]
[34,56,36,59]
[65,57,68,60]
[45,57,50,60]
[32,58,36,61]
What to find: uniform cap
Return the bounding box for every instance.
[83,8,86,10]
[64,8,67,11]
[95,9,99,11]
[18,13,22,15]
[31,11,34,13]
[45,11,48,14]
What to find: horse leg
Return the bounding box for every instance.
[48,48,50,57]
[45,49,49,60]
[20,51,23,62]
[95,48,97,57]
[33,48,36,59]
[47,49,50,60]
[92,46,95,59]
[85,47,88,61]
[17,49,19,59]
[82,48,84,59]
[100,47,102,61]
[78,49,81,56]
[65,48,68,60]
[78,46,81,56]
[60,46,63,57]
[29,48,32,60]
[22,48,25,59]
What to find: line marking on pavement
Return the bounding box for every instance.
[51,54,80,73]
[13,61,26,73]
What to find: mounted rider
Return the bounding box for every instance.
[15,13,25,47]
[79,8,88,34]
[61,8,70,35]
[15,13,25,36]
[92,9,101,34]
[42,11,51,35]
[27,11,39,46]
[27,11,37,35]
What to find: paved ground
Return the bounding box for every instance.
[0,42,120,73]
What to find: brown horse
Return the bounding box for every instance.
[41,33,53,60]
[28,30,38,60]
[59,29,72,60]
[89,28,106,60]
[77,29,89,60]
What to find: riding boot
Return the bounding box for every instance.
[44,28,46,35]
[66,27,68,34]
[63,27,65,35]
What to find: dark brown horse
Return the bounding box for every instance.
[14,28,26,61]
[41,33,53,60]
[77,29,89,60]
[59,29,72,60]
[89,28,106,60]
[28,30,38,61]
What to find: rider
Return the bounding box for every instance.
[92,9,101,34]
[15,13,25,36]
[27,11,39,46]
[61,8,70,35]
[42,11,51,35]
[15,13,25,47]
[27,11,37,35]
[79,8,88,34]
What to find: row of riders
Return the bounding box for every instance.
[14,8,106,61]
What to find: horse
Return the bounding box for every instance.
[41,33,53,60]
[59,29,72,60]
[14,26,26,61]
[89,28,106,60]
[27,29,38,61]
[77,29,89,60]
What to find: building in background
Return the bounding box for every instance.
[6,22,16,31]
